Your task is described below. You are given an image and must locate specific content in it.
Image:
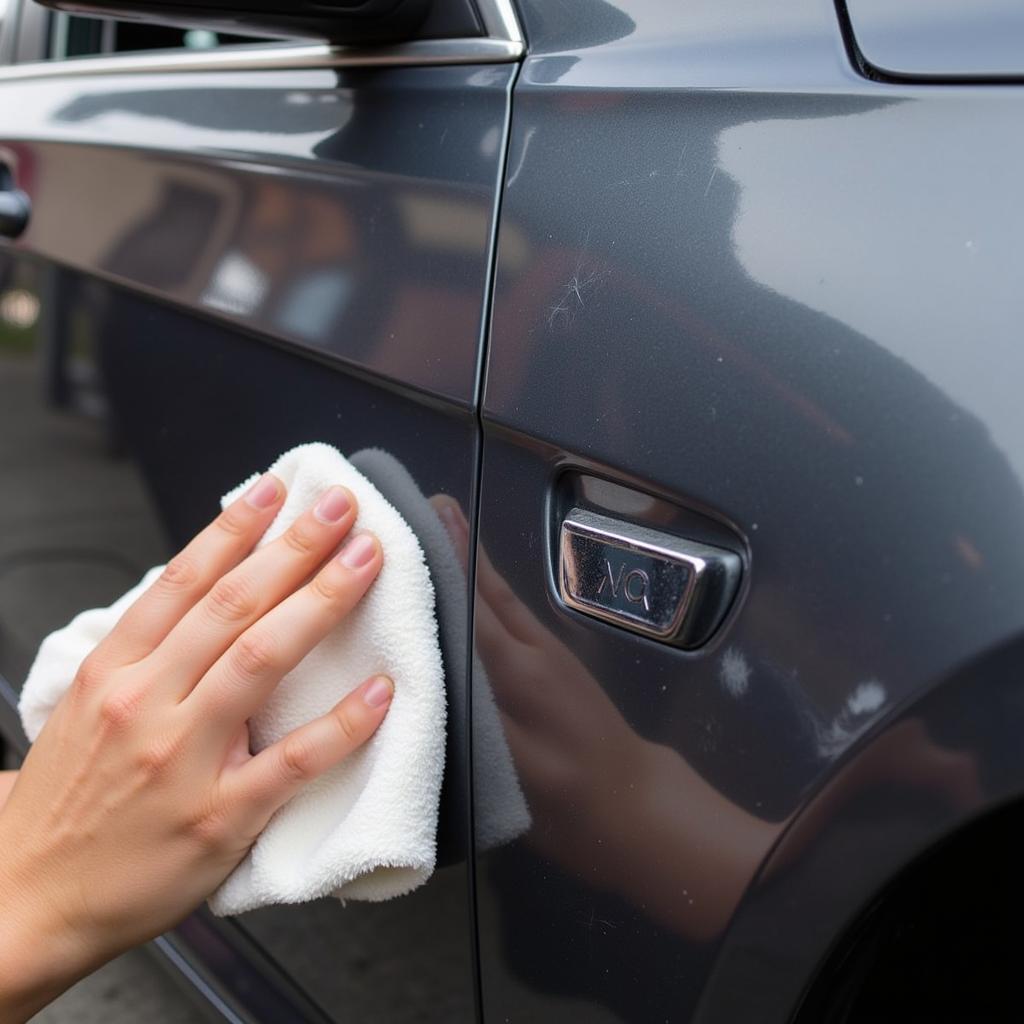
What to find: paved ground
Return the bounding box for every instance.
[35,950,200,1024]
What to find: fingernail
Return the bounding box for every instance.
[339,532,377,569]
[313,486,351,524]
[244,474,280,510]
[363,676,393,708]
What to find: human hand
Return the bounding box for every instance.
[0,474,389,1021]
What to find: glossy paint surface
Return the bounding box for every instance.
[0,61,514,405]
[4,0,1024,1020]
[474,0,1024,1020]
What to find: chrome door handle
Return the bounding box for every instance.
[559,508,741,648]
[0,168,30,240]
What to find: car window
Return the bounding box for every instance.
[48,11,264,60]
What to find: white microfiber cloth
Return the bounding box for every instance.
[20,442,446,916]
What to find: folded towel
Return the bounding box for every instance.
[20,442,446,915]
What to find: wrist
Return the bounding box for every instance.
[0,835,94,1020]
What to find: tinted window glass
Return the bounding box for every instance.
[50,12,262,60]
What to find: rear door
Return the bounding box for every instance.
[0,2,521,1019]
[472,1,1024,1022]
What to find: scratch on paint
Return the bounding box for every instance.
[676,143,688,177]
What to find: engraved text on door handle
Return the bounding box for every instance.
[559,508,741,648]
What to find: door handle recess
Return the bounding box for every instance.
[559,508,741,648]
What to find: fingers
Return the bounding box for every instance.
[227,674,393,827]
[148,485,359,699]
[474,542,545,647]
[431,495,544,648]
[430,493,529,671]
[473,586,528,679]
[188,531,383,729]
[430,495,469,570]
[99,474,286,667]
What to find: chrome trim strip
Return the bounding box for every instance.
[0,36,522,81]
[0,672,29,755]
[151,936,249,1024]
[476,0,524,46]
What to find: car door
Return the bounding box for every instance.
[0,1,521,1020]
[472,1,1024,1022]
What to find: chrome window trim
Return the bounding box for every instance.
[0,0,523,79]
[0,38,521,79]
[477,0,523,47]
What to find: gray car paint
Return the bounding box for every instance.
[472,0,1024,1020]
[1,0,1023,1020]
[0,61,511,407]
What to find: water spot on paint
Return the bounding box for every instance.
[847,679,886,715]
[814,679,887,758]
[719,647,751,697]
